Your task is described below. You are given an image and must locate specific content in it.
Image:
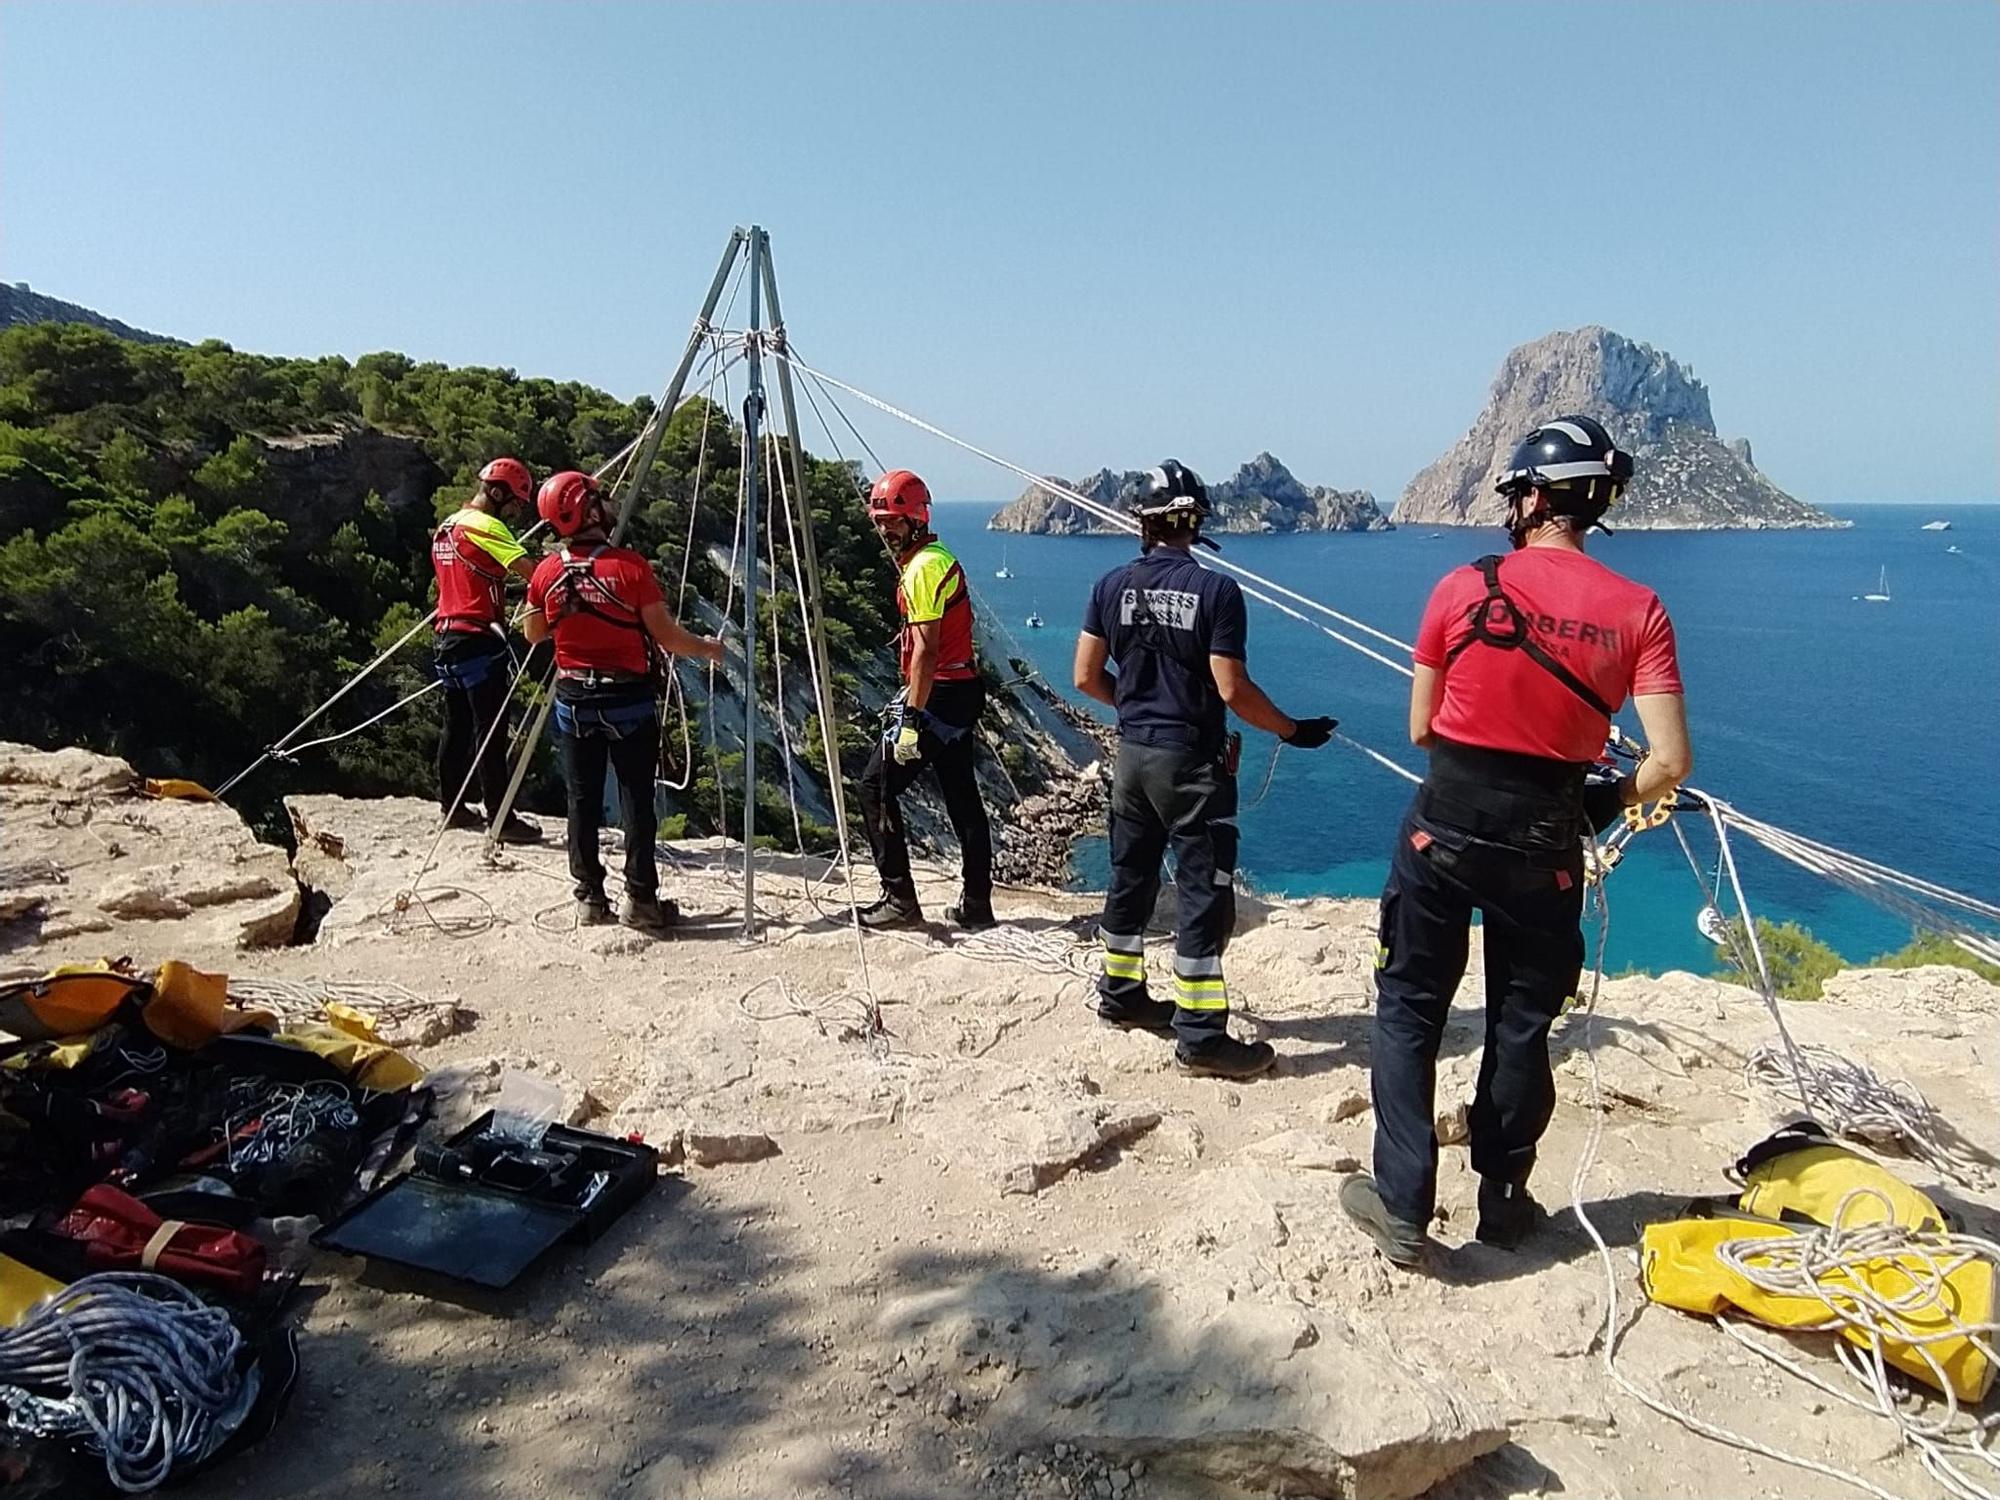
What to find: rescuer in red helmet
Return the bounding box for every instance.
[855,469,993,931]
[430,456,542,842]
[523,471,727,933]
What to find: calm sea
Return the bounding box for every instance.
[939,501,2000,975]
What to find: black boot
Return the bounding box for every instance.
[1339,1174,1429,1268]
[1173,1034,1276,1079]
[444,805,482,831]
[1475,1177,1544,1249]
[575,893,614,926]
[1093,994,1177,1036]
[856,889,923,931]
[621,894,679,934]
[490,812,543,845]
[944,896,996,931]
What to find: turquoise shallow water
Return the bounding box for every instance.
[942,502,2000,976]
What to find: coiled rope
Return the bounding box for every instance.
[0,1273,255,1494]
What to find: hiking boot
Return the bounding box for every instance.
[1339,1174,1428,1268]
[1093,994,1177,1036]
[490,813,543,845]
[944,898,996,931]
[856,890,924,931]
[1173,1035,1277,1079]
[576,894,615,926]
[443,805,482,831]
[621,894,679,934]
[1475,1177,1544,1250]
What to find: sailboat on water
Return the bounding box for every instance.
[1859,566,1891,603]
[995,544,1014,580]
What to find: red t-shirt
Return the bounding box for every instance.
[431,508,526,634]
[1415,548,1683,763]
[527,545,663,676]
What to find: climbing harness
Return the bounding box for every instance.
[1442,554,1617,716]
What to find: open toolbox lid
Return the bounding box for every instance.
[314,1113,660,1289]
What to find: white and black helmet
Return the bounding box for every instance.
[1495,415,1634,518]
[1135,459,1209,520]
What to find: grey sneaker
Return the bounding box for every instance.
[1339,1174,1428,1268]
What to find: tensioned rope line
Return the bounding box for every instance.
[780,352,1419,671]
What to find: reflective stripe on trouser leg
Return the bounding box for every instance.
[1100,929,1146,984]
[1172,953,1228,1012]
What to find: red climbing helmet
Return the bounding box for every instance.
[478,456,534,506]
[537,470,601,538]
[867,469,931,527]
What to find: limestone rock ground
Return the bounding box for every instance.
[3,752,1995,1499]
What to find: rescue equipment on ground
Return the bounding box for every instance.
[314,1109,659,1290]
[1640,1122,1996,1405]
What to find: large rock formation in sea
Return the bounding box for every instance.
[1393,327,1843,530]
[989,453,1389,535]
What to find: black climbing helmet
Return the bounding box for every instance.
[1495,415,1635,520]
[1134,459,1209,521]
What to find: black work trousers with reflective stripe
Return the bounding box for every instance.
[1369,801,1585,1227]
[858,679,991,906]
[435,635,513,817]
[1096,740,1239,1046]
[560,693,661,904]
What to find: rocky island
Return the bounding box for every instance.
[1393,326,1845,530]
[988,453,1389,535]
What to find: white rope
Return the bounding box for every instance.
[1565,869,1921,1500]
[1746,1043,1991,1187]
[0,1273,255,1494]
[1714,1188,2000,1500]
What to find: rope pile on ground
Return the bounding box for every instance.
[1747,1043,1992,1188]
[0,1272,255,1494]
[1714,1188,2000,1500]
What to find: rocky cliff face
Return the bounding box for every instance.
[257,425,446,550]
[1393,327,1843,530]
[989,454,1388,535]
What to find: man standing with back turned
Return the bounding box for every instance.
[1073,461,1335,1079]
[856,469,995,932]
[1340,416,1692,1267]
[431,456,542,842]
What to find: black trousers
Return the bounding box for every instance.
[1369,798,1585,1226]
[857,679,991,904]
[559,689,660,903]
[1096,740,1239,1046]
[435,635,513,816]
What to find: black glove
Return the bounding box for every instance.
[1582,775,1628,834]
[1283,716,1336,750]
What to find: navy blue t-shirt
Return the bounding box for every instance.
[1082,546,1247,752]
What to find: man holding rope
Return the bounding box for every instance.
[856,469,995,932]
[1073,461,1335,1080]
[431,456,543,842]
[1340,415,1693,1266]
[524,470,726,933]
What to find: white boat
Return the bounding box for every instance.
[995,545,1013,579]
[1859,566,1891,603]
[1024,611,1044,629]
[1921,520,1952,531]
[1947,544,1963,555]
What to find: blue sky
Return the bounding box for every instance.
[4,1,1995,504]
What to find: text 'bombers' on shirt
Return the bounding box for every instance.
[1083,547,1248,755]
[1416,548,1683,764]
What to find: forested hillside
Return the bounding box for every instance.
[0,322,899,837]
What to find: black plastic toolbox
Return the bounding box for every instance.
[313,1111,660,1288]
